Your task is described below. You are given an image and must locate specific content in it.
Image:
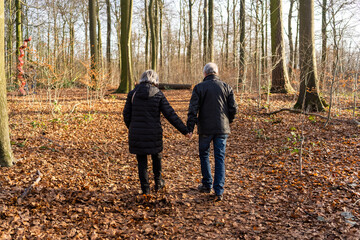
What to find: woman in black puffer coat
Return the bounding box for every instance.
[123,70,190,195]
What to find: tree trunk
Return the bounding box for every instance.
[144,0,150,69]
[6,0,13,82]
[89,0,98,88]
[232,0,237,68]
[187,0,194,73]
[320,0,327,91]
[159,0,163,68]
[238,0,245,83]
[149,0,158,71]
[0,0,14,167]
[15,0,22,82]
[270,0,294,93]
[97,0,103,74]
[225,0,230,66]
[294,0,325,112]
[288,0,295,80]
[208,0,214,62]
[203,0,208,65]
[106,0,111,75]
[116,0,134,93]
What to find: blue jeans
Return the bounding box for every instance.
[199,134,228,196]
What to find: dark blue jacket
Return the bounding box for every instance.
[187,74,237,135]
[123,82,188,154]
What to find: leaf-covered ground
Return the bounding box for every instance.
[1,89,360,239]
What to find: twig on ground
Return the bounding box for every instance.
[17,170,43,204]
[265,108,360,126]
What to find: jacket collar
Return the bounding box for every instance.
[203,74,220,82]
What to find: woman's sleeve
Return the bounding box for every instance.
[123,91,134,129]
[159,93,189,135]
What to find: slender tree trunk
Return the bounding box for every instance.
[225,0,230,66]
[116,0,134,93]
[294,0,325,111]
[0,0,14,167]
[149,0,158,71]
[203,0,208,65]
[15,0,22,82]
[106,0,111,76]
[270,0,293,93]
[320,0,327,91]
[238,0,245,83]
[232,0,237,68]
[144,0,150,69]
[6,0,13,82]
[97,0,103,72]
[187,0,194,73]
[159,0,164,68]
[288,0,295,80]
[89,0,98,87]
[208,0,214,62]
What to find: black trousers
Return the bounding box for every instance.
[136,153,162,193]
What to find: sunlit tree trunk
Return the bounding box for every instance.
[208,0,214,62]
[294,0,325,111]
[270,0,294,93]
[106,0,111,76]
[0,0,14,167]
[287,0,295,80]
[320,0,327,91]
[116,0,134,93]
[149,0,158,71]
[6,0,13,82]
[187,0,194,73]
[203,0,208,65]
[225,0,230,66]
[144,0,150,69]
[15,0,22,82]
[89,0,98,87]
[238,0,245,83]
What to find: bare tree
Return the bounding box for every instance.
[270,0,294,93]
[0,0,14,167]
[116,0,134,93]
[89,0,98,87]
[294,0,324,111]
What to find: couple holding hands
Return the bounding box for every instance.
[123,63,238,201]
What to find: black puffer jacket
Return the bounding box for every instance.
[187,74,238,135]
[123,82,188,155]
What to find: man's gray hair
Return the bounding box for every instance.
[203,62,218,75]
[139,69,159,85]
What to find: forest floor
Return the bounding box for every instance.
[0,88,360,239]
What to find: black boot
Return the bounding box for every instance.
[155,179,165,192]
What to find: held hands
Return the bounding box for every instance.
[186,132,193,139]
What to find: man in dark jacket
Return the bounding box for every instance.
[187,63,237,201]
[123,70,190,195]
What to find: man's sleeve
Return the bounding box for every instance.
[227,86,238,123]
[187,86,200,132]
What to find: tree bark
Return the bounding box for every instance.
[0,0,14,167]
[116,0,134,93]
[149,0,158,71]
[270,0,294,93]
[203,0,208,65]
[238,0,245,83]
[106,0,111,75]
[225,0,230,66]
[294,0,325,112]
[287,0,295,80]
[144,0,150,69]
[208,0,214,62]
[15,0,22,83]
[89,0,98,88]
[320,0,327,91]
[187,0,194,70]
